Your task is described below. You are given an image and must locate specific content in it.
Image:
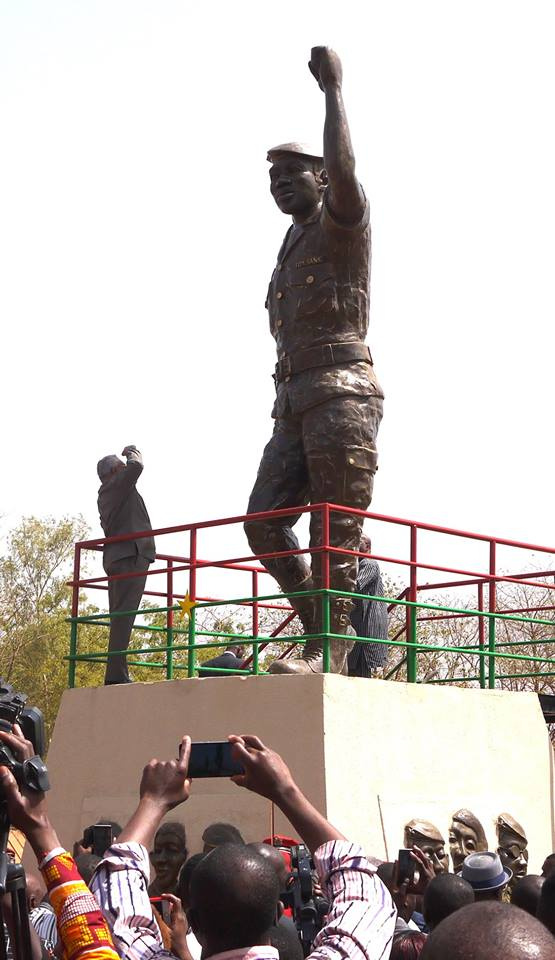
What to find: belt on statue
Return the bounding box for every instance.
[275,341,372,383]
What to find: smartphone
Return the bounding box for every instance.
[150,897,172,925]
[187,741,244,778]
[91,824,114,858]
[397,848,418,885]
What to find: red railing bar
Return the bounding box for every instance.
[416,568,555,592]
[321,546,555,593]
[75,502,555,558]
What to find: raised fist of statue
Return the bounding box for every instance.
[309,46,343,92]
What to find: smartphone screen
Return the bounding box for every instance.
[150,897,172,925]
[397,848,417,885]
[92,824,114,858]
[188,741,244,778]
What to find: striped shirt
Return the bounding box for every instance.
[348,559,389,676]
[91,839,395,960]
[29,902,58,950]
[39,847,119,960]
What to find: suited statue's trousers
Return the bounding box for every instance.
[105,555,150,684]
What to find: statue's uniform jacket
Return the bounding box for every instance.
[246,189,384,616]
[267,193,383,415]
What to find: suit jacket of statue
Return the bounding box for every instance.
[198,651,245,678]
[97,448,156,572]
[266,188,384,418]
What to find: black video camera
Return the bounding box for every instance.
[281,844,328,957]
[0,683,51,960]
[0,682,49,795]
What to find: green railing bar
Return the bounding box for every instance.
[64,633,555,665]
[167,620,174,681]
[407,606,417,683]
[187,607,196,678]
[479,646,486,689]
[68,619,78,689]
[322,594,331,673]
[67,588,555,631]
[67,583,555,686]
[488,615,496,689]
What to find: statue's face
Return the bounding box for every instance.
[449,821,485,872]
[269,156,322,217]
[498,833,529,882]
[150,827,187,893]
[417,837,450,876]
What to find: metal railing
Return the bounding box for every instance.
[65,503,555,688]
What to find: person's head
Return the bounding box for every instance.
[420,901,555,959]
[460,851,511,902]
[269,919,304,960]
[267,144,326,220]
[448,809,488,872]
[510,875,544,916]
[542,854,555,879]
[202,821,245,853]
[404,820,449,876]
[423,873,475,931]
[150,822,188,893]
[359,534,372,556]
[97,455,124,482]
[177,852,206,911]
[537,872,555,937]
[25,871,46,911]
[248,843,290,892]
[188,842,280,953]
[496,813,528,886]
[226,645,245,660]
[75,853,102,887]
[390,932,427,960]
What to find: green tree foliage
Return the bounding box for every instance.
[0,515,106,739]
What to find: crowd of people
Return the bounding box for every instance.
[1,722,555,960]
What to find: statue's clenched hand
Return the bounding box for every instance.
[309,47,343,92]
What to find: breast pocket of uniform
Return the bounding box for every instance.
[290,264,338,318]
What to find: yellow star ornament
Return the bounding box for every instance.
[178,591,196,621]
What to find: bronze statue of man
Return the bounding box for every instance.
[404,819,449,876]
[449,809,488,872]
[244,47,384,675]
[496,813,529,893]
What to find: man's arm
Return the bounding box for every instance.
[229,734,343,852]
[229,735,396,960]
[0,729,119,960]
[117,735,191,848]
[99,446,145,529]
[90,737,191,959]
[309,46,366,225]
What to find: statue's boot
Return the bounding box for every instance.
[288,572,317,635]
[269,597,355,675]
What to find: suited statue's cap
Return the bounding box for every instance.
[267,142,324,165]
[97,455,122,480]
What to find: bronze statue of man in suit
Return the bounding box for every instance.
[97,445,155,685]
[245,47,384,675]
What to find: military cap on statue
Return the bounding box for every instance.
[267,142,324,164]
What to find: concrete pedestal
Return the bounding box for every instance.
[45,675,555,870]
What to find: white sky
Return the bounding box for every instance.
[2,0,555,602]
